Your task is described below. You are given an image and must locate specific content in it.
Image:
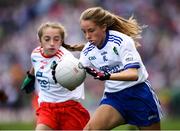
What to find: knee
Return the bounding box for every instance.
[83,123,93,130]
[35,124,52,130]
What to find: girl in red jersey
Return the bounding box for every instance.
[21,22,89,130]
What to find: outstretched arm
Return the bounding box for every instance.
[110,68,138,81]
[85,67,138,81]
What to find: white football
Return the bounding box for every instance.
[55,57,86,91]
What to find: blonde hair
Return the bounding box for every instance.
[37,22,81,50]
[80,7,144,47]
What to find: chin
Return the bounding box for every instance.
[47,51,56,56]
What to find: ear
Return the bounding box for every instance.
[101,24,107,32]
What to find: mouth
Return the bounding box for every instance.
[48,48,56,51]
[89,40,94,44]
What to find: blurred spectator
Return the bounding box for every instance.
[0,90,8,103]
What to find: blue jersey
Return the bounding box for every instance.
[80,30,163,126]
[80,30,148,93]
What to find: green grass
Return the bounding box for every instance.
[114,117,180,130]
[0,117,179,130]
[0,122,35,130]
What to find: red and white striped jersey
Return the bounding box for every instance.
[31,46,84,104]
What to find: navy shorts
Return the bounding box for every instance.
[100,81,163,126]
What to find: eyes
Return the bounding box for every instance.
[43,36,61,42]
[82,28,95,34]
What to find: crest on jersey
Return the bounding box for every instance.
[113,47,119,56]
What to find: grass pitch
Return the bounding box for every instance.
[0,117,179,130]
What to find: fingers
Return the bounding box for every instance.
[85,67,111,80]
[84,67,98,77]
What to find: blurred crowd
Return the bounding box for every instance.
[0,0,180,119]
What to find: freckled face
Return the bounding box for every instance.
[40,27,62,56]
[80,20,106,48]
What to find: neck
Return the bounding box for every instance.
[97,32,107,49]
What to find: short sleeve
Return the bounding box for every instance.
[120,37,140,69]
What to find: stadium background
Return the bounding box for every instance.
[0,0,180,130]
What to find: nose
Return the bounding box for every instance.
[85,32,91,40]
[50,40,55,46]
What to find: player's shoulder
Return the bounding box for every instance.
[109,30,131,39]
[82,42,94,49]
[59,46,72,55]
[109,30,131,41]
[32,46,41,53]
[109,30,134,47]
[58,46,75,59]
[31,46,41,57]
[31,46,42,61]
[81,42,95,56]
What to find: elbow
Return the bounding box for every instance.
[133,75,138,81]
[129,73,138,81]
[128,68,139,81]
[133,70,139,80]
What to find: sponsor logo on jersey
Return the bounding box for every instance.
[37,77,50,90]
[125,54,133,62]
[103,55,108,62]
[101,51,107,55]
[88,56,96,61]
[36,71,50,90]
[125,57,133,62]
[36,71,43,77]
[100,65,121,73]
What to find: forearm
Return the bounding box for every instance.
[21,67,35,94]
[110,68,138,81]
[29,66,34,75]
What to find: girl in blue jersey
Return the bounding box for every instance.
[79,7,163,130]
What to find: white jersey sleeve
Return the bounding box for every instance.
[118,33,141,69]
